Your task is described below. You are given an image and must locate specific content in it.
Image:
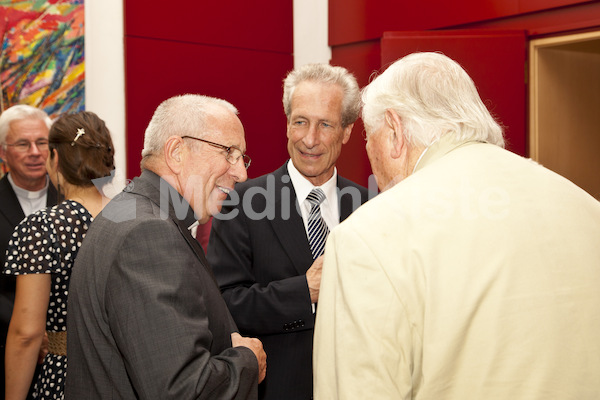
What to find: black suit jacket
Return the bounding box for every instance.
[208,162,371,400]
[0,174,57,398]
[66,170,259,399]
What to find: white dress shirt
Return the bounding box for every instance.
[287,159,340,236]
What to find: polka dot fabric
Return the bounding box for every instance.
[3,200,92,400]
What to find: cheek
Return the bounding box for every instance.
[287,129,300,145]
[366,141,376,163]
[208,164,231,184]
[366,144,385,174]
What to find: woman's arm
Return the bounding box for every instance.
[5,274,51,400]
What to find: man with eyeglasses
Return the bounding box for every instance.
[66,94,266,400]
[0,104,57,397]
[208,64,371,400]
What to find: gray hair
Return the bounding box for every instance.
[0,104,52,144]
[141,94,238,163]
[361,52,504,148]
[282,63,360,128]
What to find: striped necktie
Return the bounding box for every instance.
[306,188,330,259]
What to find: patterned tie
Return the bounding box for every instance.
[306,188,330,259]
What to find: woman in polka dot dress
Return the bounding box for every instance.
[3,111,115,400]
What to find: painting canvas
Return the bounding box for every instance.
[0,0,84,176]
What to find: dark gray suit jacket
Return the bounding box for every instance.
[66,170,259,400]
[208,162,370,400]
[0,174,57,398]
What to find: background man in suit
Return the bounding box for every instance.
[0,104,56,397]
[314,52,600,399]
[66,94,266,399]
[208,64,370,400]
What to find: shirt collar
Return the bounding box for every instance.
[413,134,486,174]
[188,220,200,238]
[287,159,337,206]
[7,173,49,200]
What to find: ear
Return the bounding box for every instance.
[163,135,185,175]
[45,148,59,174]
[341,122,354,145]
[50,148,59,170]
[385,109,406,160]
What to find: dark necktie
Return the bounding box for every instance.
[306,188,330,259]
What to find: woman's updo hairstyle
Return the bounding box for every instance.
[48,111,115,187]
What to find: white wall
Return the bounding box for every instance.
[85,0,126,188]
[293,0,331,67]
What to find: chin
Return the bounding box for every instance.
[206,203,223,219]
[198,214,211,224]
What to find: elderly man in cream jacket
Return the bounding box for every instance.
[313,52,600,400]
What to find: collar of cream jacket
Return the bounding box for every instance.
[413,133,487,175]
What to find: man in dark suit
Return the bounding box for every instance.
[0,105,56,397]
[208,64,371,400]
[66,94,266,399]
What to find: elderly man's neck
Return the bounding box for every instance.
[8,173,47,192]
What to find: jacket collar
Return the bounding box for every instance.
[413,134,486,174]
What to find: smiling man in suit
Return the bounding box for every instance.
[0,105,56,398]
[208,64,370,400]
[66,94,266,400]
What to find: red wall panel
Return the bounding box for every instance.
[124,1,293,53]
[518,0,594,14]
[125,37,292,179]
[330,0,520,45]
[330,0,600,185]
[124,1,293,179]
[381,31,527,157]
[451,2,600,36]
[331,40,382,186]
[330,0,595,45]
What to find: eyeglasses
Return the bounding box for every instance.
[181,136,251,169]
[4,139,49,153]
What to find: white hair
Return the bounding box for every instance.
[283,63,360,128]
[0,104,52,144]
[141,94,238,161]
[361,52,504,148]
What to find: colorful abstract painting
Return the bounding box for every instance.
[0,0,84,116]
[0,0,83,175]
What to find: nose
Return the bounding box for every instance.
[302,124,319,148]
[29,142,43,155]
[231,158,248,183]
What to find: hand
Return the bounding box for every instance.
[306,255,324,303]
[231,332,267,383]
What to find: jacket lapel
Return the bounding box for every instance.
[268,165,314,275]
[131,171,216,281]
[173,218,218,283]
[338,178,356,222]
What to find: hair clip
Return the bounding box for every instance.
[72,128,85,146]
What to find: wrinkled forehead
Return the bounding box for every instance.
[290,81,345,121]
[204,108,246,150]
[7,118,50,140]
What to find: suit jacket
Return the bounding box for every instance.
[0,174,57,398]
[314,136,600,399]
[66,170,259,400]
[208,162,370,400]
